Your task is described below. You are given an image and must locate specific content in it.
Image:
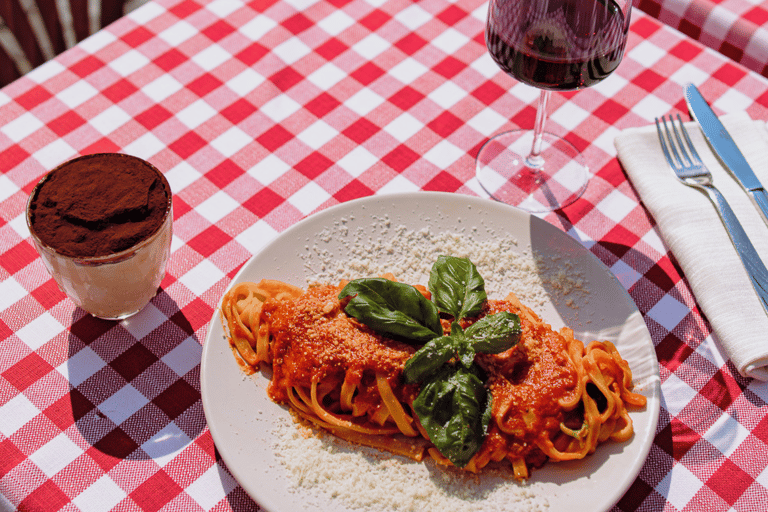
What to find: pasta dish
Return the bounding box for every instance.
[219,256,646,480]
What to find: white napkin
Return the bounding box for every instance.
[615,112,768,381]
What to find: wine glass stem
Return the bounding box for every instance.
[526,89,551,170]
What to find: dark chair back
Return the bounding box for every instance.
[0,0,128,86]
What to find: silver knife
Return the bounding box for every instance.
[684,82,768,228]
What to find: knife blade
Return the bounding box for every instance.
[683,83,768,228]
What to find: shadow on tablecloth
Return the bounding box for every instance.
[65,288,205,461]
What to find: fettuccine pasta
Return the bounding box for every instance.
[220,276,646,479]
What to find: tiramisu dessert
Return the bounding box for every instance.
[26,153,173,319]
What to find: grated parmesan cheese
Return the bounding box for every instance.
[272,416,549,512]
[301,214,587,310]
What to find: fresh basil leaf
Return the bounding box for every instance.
[428,255,486,320]
[413,364,489,468]
[405,323,478,383]
[464,311,521,354]
[481,391,494,436]
[403,335,457,384]
[448,322,476,369]
[339,278,442,342]
[456,341,476,369]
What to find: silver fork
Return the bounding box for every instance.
[656,114,768,313]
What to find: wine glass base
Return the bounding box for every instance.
[476,130,589,213]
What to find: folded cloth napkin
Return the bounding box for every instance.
[615,112,768,381]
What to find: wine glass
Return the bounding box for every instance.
[477,0,632,212]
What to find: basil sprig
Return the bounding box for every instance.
[338,255,522,468]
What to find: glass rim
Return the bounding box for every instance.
[26,153,173,266]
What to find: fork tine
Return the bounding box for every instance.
[673,116,697,167]
[674,114,704,164]
[668,116,694,167]
[655,117,677,167]
[656,116,684,168]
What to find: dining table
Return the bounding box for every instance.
[638,0,768,78]
[2,0,768,511]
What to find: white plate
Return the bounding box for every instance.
[201,192,661,512]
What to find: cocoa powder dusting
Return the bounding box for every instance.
[28,154,171,258]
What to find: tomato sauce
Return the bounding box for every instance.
[262,285,416,403]
[475,300,579,460]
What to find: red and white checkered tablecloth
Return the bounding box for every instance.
[2,0,768,511]
[638,0,768,77]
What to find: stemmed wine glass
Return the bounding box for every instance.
[477,0,632,212]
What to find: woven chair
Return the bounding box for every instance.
[0,0,130,86]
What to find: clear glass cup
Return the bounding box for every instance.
[26,154,173,320]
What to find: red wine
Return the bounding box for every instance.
[486,0,628,90]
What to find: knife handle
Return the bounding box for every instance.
[750,189,768,229]
[704,184,768,312]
